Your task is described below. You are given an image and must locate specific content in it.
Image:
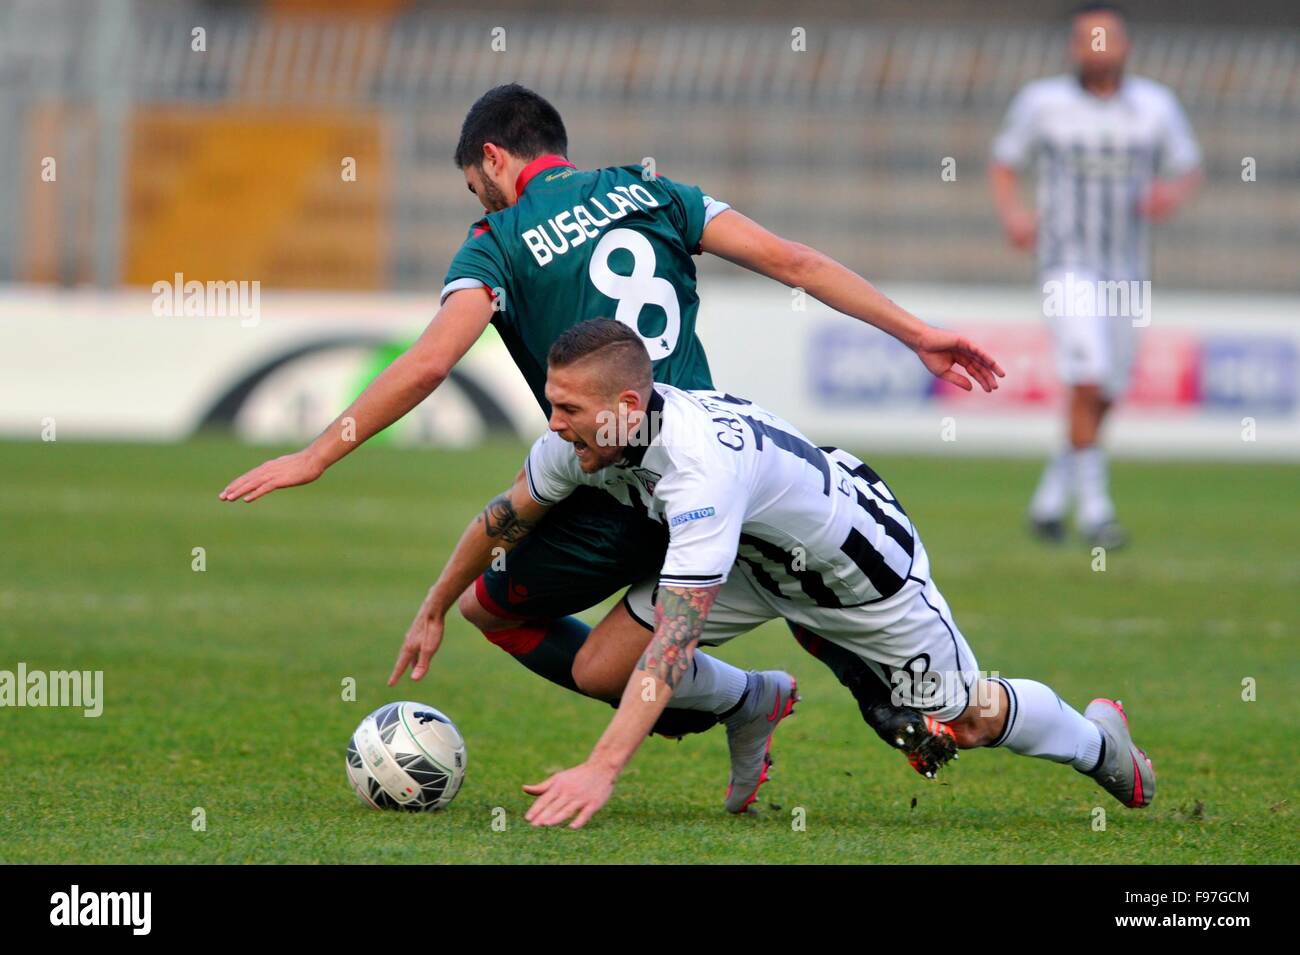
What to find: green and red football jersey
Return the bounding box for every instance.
[441,156,729,413]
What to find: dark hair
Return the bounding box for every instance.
[1068,2,1126,19]
[548,319,652,391]
[453,84,568,169]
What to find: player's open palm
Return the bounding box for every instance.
[914,327,1006,393]
[390,596,445,685]
[523,762,617,829]
[219,450,324,503]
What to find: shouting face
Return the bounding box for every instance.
[543,360,646,473]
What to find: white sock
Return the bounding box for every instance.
[989,678,1103,772]
[668,651,748,715]
[1029,448,1074,521]
[1073,446,1115,530]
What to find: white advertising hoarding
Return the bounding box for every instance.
[1,282,1296,459]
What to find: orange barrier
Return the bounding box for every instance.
[123,107,388,289]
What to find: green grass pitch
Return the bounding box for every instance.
[0,438,1295,863]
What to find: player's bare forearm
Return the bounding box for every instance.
[989,162,1028,222]
[988,162,1037,254]
[522,583,719,828]
[390,479,544,686]
[701,210,926,348]
[427,479,548,619]
[304,290,494,470]
[586,584,720,775]
[700,210,1004,392]
[791,249,930,349]
[305,352,447,471]
[219,290,493,504]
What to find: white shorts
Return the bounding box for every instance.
[1040,267,1141,399]
[625,543,980,722]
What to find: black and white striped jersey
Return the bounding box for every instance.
[524,384,917,605]
[992,73,1200,280]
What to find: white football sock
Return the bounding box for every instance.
[1074,446,1115,530]
[1029,448,1074,521]
[989,678,1103,772]
[667,651,748,715]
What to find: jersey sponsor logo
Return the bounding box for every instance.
[669,506,716,528]
[520,184,662,266]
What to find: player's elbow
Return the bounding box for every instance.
[779,241,819,289]
[412,358,450,393]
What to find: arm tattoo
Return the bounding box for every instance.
[639,584,720,692]
[479,493,538,544]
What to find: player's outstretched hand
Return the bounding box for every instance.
[389,592,445,685]
[914,327,1006,393]
[1137,181,1183,222]
[219,450,324,503]
[522,762,617,830]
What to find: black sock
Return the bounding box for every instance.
[497,615,721,738]
[493,616,588,694]
[788,622,899,735]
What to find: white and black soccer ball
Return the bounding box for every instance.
[346,702,467,812]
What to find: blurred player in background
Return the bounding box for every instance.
[990,2,1202,547]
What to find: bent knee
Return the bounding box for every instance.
[571,658,620,701]
[456,581,549,656]
[458,582,512,633]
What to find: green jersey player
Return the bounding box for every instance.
[441,160,719,408]
[220,84,1003,785]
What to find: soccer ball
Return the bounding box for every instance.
[346,701,467,812]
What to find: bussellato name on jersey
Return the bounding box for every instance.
[521,183,663,267]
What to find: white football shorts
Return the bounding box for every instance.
[1040,267,1142,399]
[624,542,980,723]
